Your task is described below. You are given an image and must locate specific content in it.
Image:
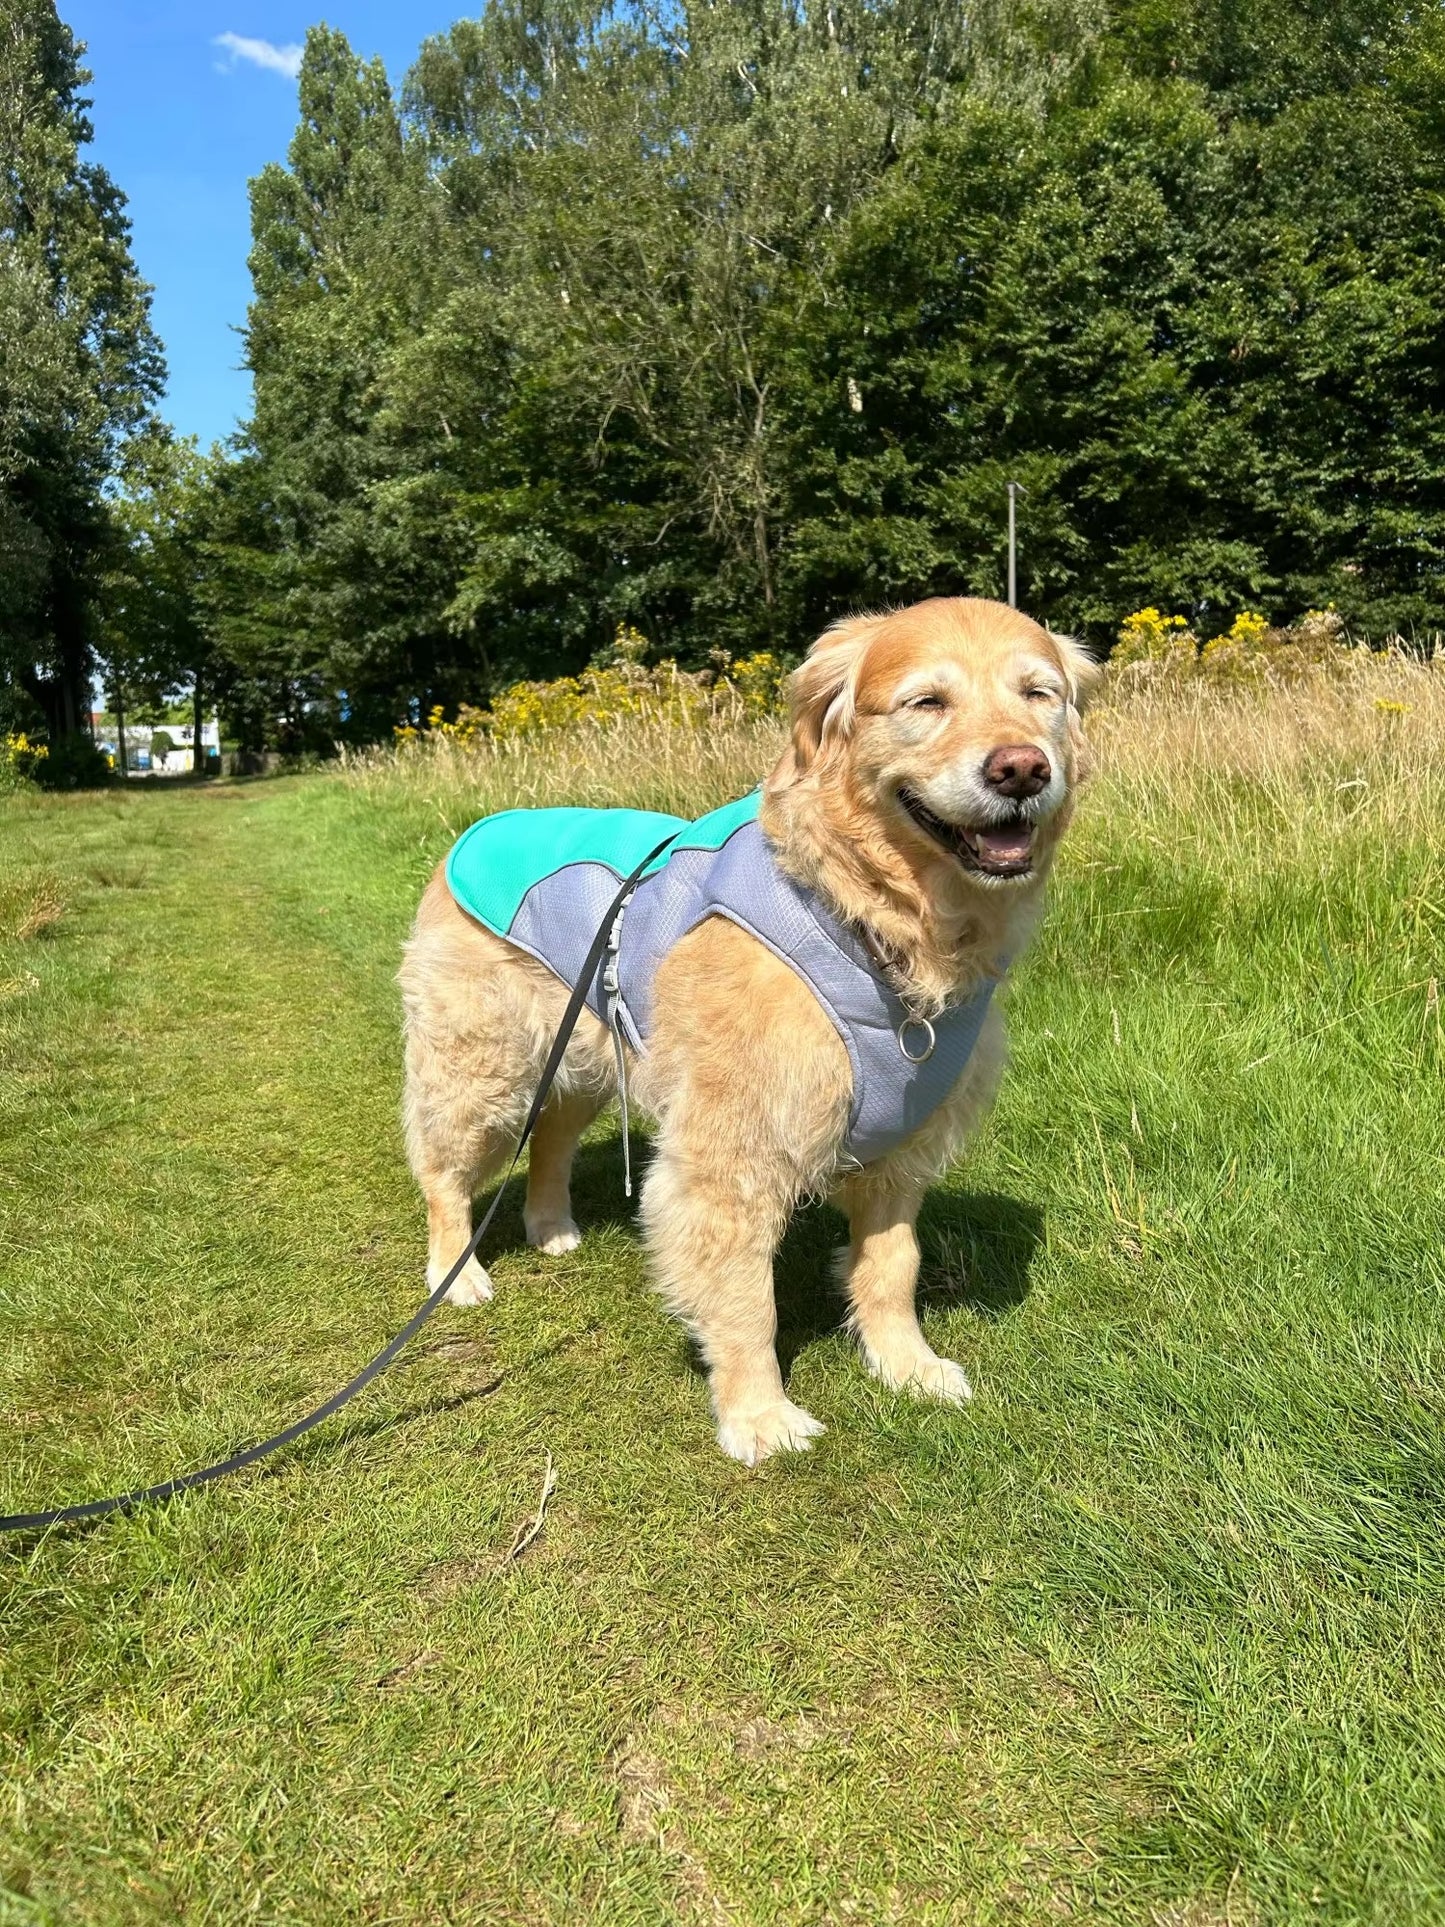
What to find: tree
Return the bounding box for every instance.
[198,0,1445,745]
[219,1,1105,734]
[0,0,165,743]
[774,0,1445,641]
[99,438,224,775]
[238,24,436,745]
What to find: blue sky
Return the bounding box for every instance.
[67,3,465,451]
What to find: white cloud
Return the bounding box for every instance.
[213,32,304,80]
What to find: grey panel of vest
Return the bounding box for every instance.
[502,819,997,1168]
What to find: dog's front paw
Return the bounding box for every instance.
[524,1212,581,1257]
[865,1339,972,1405]
[907,1353,973,1404]
[431,1256,494,1306]
[716,1398,826,1467]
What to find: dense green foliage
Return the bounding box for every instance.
[205,0,1445,746]
[7,0,1445,751]
[0,0,164,744]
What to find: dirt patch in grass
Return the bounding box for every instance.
[733,1710,846,1760]
[412,1332,492,1367]
[613,1740,674,1844]
[415,1554,497,1601]
[1151,1890,1258,1927]
[372,1649,442,1690]
[611,1738,734,1924]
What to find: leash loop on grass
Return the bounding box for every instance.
[0,832,681,1537]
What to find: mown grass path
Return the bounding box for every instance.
[2,772,1443,1925]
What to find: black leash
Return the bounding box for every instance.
[0,833,679,1536]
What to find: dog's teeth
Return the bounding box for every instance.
[974,826,1033,867]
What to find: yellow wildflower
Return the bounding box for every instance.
[1227,612,1270,647]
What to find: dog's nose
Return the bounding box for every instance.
[983,743,1051,799]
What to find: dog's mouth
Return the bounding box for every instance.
[898,788,1036,878]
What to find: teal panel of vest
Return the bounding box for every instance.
[444,790,997,1167]
[445,792,760,938]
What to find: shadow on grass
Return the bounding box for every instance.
[468,1130,645,1260]
[3,1174,1042,1542]
[469,1127,1044,1379]
[917,1190,1045,1322]
[1,1338,571,1543]
[769,1191,1045,1375]
[247,1328,587,1480]
[269,1373,508,1467]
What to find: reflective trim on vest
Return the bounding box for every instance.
[445,794,999,1167]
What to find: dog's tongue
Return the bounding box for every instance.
[973,825,1034,870]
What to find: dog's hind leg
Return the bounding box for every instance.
[402,1013,517,1307]
[409,1111,512,1308]
[400,874,609,1306]
[524,1086,603,1255]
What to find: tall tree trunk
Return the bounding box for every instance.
[36,656,92,742]
[48,567,94,742]
[114,676,128,775]
[193,672,205,778]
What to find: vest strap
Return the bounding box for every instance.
[604,896,637,1195]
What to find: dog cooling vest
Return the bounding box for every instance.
[445,791,999,1166]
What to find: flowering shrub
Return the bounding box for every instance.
[395,627,789,749]
[488,664,677,736]
[1115,606,1359,686]
[393,703,486,749]
[1226,611,1270,647]
[726,651,787,715]
[1295,608,1349,648]
[0,733,48,790]
[1113,607,1191,662]
[1198,611,1277,681]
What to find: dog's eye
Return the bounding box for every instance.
[1025,686,1060,703]
[905,693,948,712]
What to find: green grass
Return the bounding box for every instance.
[2,732,1443,1924]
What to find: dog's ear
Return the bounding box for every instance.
[1050,632,1102,713]
[1050,631,1100,783]
[767,613,886,790]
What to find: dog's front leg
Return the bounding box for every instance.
[637,921,853,1464]
[642,1144,824,1466]
[838,1172,971,1404]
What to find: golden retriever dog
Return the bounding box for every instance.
[399,596,1097,1463]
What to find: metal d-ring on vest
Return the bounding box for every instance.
[860,926,938,1065]
[896,1015,937,1062]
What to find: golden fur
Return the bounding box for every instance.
[399,597,1098,1464]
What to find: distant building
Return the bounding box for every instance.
[91,717,221,775]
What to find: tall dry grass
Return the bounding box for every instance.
[341,649,1445,873]
[1082,650,1445,887]
[340,709,787,840]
